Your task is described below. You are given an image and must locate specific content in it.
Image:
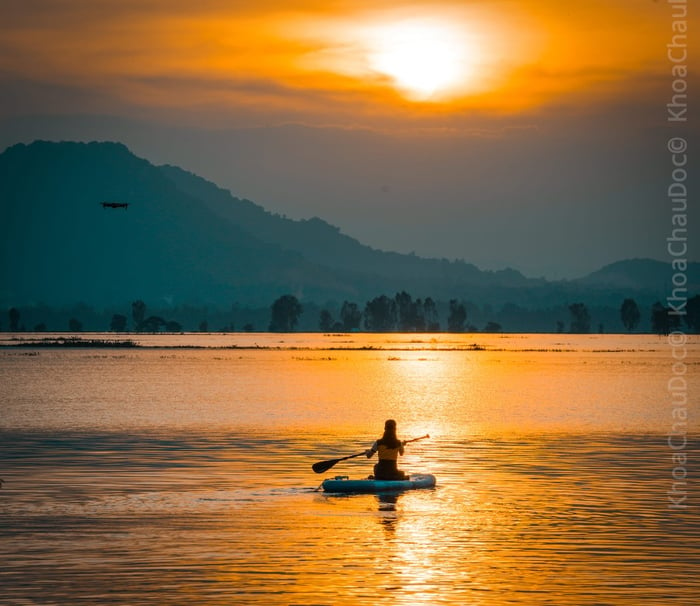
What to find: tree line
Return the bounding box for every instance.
[268,292,700,334]
[4,293,699,334]
[268,293,478,333]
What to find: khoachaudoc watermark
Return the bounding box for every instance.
[665,0,689,511]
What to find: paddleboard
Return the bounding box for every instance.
[321,473,436,493]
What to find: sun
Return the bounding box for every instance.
[367,20,473,100]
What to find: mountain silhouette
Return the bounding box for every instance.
[1,140,696,310]
[577,258,699,292]
[1,141,366,306]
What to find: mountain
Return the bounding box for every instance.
[577,258,700,292]
[160,163,533,288]
[562,259,700,310]
[0,141,366,307]
[0,140,537,308]
[1,140,696,313]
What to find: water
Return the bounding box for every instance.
[1,333,698,605]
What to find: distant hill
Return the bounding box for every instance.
[577,258,700,292]
[1,140,696,313]
[0,141,364,306]
[160,164,533,288]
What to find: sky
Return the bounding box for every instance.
[1,0,697,278]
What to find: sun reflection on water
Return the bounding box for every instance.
[1,334,698,604]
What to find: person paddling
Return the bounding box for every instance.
[365,419,408,480]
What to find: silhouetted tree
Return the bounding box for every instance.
[34,323,47,332]
[484,321,502,333]
[199,320,209,332]
[447,299,467,332]
[319,309,334,332]
[132,300,146,331]
[243,323,254,332]
[110,314,127,332]
[556,320,565,333]
[142,316,165,332]
[651,302,666,335]
[165,320,182,332]
[686,294,700,333]
[568,303,590,333]
[651,302,681,335]
[620,298,641,332]
[413,298,426,332]
[395,291,415,331]
[423,297,439,332]
[9,307,20,332]
[364,295,397,332]
[69,318,83,332]
[340,301,362,332]
[269,295,303,332]
[392,291,428,331]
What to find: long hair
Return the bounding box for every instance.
[378,419,401,449]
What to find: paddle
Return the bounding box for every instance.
[312,434,430,474]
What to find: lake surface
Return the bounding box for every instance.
[1,333,698,605]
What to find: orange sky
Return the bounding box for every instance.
[0,0,697,277]
[1,0,693,128]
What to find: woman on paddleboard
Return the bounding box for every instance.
[365,419,408,480]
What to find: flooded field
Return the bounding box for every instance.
[1,333,697,604]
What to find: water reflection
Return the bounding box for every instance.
[377,493,400,536]
[1,334,699,605]
[0,336,697,435]
[1,430,698,604]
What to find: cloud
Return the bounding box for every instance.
[2,0,694,129]
[2,1,697,276]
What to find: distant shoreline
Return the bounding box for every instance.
[0,333,680,353]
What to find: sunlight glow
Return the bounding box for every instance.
[367,20,474,100]
[2,2,687,125]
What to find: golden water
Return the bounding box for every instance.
[0,334,697,604]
